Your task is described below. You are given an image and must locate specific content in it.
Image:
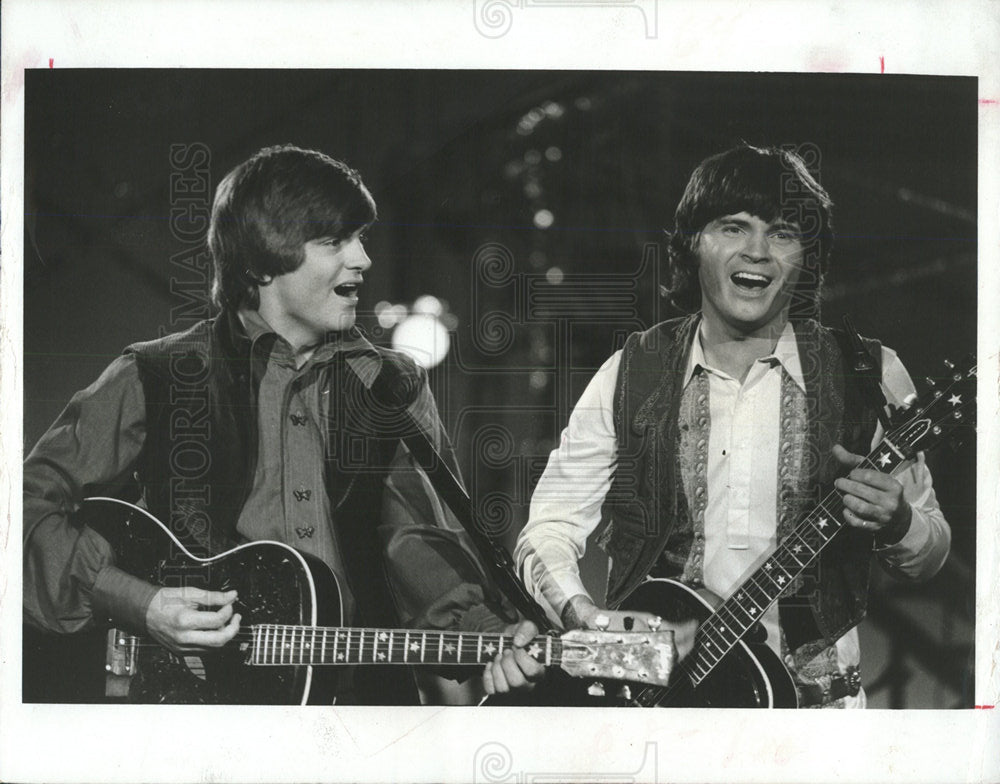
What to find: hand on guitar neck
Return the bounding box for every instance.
[482,620,546,695]
[561,594,698,661]
[145,586,242,654]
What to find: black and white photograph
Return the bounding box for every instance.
[2,3,998,783]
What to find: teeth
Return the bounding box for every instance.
[731,272,770,287]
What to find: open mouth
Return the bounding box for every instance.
[333,282,360,298]
[730,271,772,290]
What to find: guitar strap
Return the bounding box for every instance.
[839,315,891,432]
[359,361,555,634]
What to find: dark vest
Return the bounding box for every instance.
[600,316,881,651]
[126,310,427,703]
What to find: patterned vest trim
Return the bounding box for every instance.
[600,315,881,651]
[126,311,426,703]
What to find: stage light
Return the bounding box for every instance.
[524,149,542,165]
[529,371,549,391]
[543,101,565,119]
[412,294,444,317]
[545,266,564,285]
[533,209,554,229]
[524,181,542,199]
[392,312,451,369]
[377,302,408,330]
[545,146,562,162]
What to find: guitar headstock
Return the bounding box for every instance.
[558,629,674,686]
[891,357,976,459]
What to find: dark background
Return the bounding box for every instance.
[24,69,977,707]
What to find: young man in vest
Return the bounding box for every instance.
[514,144,950,707]
[23,144,542,704]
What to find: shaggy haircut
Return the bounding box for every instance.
[208,144,377,310]
[664,144,834,320]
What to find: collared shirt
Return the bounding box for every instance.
[236,308,365,624]
[516,321,950,705]
[24,311,508,645]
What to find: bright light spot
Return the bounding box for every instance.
[392,314,451,369]
[412,294,443,317]
[524,181,542,199]
[533,209,555,229]
[528,108,545,123]
[545,266,564,285]
[543,102,565,119]
[574,96,592,111]
[545,146,562,162]
[377,302,408,329]
[529,371,549,391]
[524,149,542,165]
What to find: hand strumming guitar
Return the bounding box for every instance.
[145,586,241,653]
[560,594,698,662]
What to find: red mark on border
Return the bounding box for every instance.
[49,58,53,68]
[980,99,998,105]
[974,705,995,709]
[879,56,885,74]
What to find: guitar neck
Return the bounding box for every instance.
[685,435,910,685]
[250,625,560,667]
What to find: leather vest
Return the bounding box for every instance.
[126,310,427,703]
[600,315,881,650]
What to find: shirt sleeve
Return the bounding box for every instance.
[378,380,518,638]
[871,346,952,581]
[23,354,156,633]
[513,351,622,627]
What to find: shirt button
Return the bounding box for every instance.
[293,486,312,502]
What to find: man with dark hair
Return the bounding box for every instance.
[515,144,950,708]
[23,144,542,704]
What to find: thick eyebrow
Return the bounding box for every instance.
[769,220,802,234]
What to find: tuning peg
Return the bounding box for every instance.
[648,616,663,632]
[593,614,611,631]
[617,684,632,701]
[587,682,606,697]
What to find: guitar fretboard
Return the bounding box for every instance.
[250,625,561,667]
[683,436,909,687]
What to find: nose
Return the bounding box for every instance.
[742,229,770,262]
[349,241,373,272]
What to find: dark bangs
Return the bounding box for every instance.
[675,145,832,248]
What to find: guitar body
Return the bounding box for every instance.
[26,497,343,705]
[620,579,798,708]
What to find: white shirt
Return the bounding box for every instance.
[515,321,951,705]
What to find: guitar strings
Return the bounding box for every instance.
[630,379,973,706]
